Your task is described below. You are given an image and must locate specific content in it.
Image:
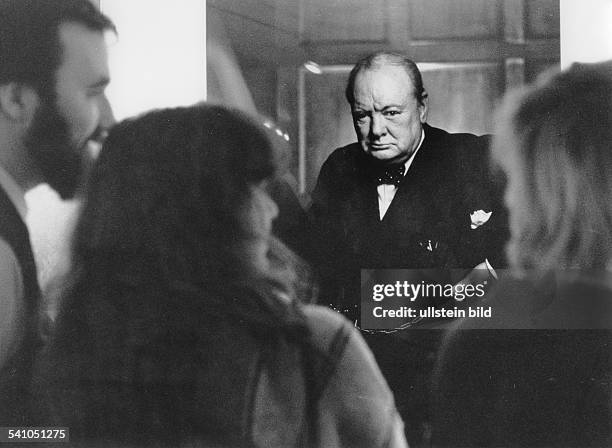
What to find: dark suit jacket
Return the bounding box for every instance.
[309,124,508,315]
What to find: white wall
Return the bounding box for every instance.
[100,0,207,120]
[561,0,612,68]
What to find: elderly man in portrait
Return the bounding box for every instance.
[0,0,115,423]
[310,51,507,324]
[309,51,507,445]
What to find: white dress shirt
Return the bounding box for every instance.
[378,130,425,220]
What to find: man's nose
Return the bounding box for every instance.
[370,113,387,138]
[98,94,116,130]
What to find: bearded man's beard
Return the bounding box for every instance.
[24,99,85,200]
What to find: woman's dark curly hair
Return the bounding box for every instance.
[36,105,311,446]
[80,105,273,278]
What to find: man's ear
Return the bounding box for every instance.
[0,83,40,122]
[419,90,429,123]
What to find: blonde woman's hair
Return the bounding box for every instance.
[493,61,612,272]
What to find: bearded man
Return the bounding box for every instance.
[0,0,115,423]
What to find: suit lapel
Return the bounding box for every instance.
[381,129,437,228]
[340,154,380,253]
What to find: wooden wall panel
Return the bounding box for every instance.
[526,0,560,38]
[208,0,278,30]
[387,0,411,47]
[503,0,525,41]
[274,0,301,37]
[277,67,300,174]
[301,0,387,42]
[303,70,354,191]
[505,57,525,89]
[525,59,560,83]
[421,63,504,135]
[409,0,502,39]
[243,68,277,119]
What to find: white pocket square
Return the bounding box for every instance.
[470,210,492,229]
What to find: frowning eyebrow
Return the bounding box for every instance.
[353,103,404,111]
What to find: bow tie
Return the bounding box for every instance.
[372,164,405,186]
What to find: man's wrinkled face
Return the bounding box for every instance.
[25,22,114,199]
[351,65,427,165]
